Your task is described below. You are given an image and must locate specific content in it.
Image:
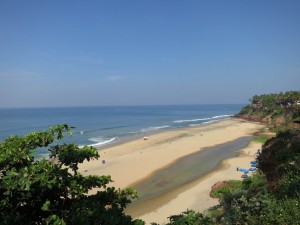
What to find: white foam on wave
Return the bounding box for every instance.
[202,120,219,124]
[189,117,229,127]
[141,125,170,132]
[173,118,211,123]
[189,123,203,127]
[211,114,232,119]
[87,137,117,147]
[174,114,232,124]
[129,131,140,134]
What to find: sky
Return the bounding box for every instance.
[0,0,299,108]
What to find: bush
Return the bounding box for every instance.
[165,210,217,225]
[0,125,141,225]
[210,180,242,199]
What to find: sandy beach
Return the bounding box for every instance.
[79,118,265,224]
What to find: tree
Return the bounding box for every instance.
[0,125,143,225]
[164,210,216,225]
[257,128,300,197]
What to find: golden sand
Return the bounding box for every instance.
[79,118,264,224]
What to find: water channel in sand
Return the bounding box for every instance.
[126,136,254,215]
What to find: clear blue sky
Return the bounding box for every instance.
[0,0,299,108]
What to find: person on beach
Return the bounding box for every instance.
[255,149,261,157]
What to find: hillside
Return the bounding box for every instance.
[162,128,300,225]
[161,91,300,224]
[235,91,300,131]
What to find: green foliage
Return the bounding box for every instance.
[166,92,300,225]
[2,93,299,225]
[0,125,140,225]
[204,206,223,223]
[240,104,252,114]
[165,210,217,225]
[258,129,300,196]
[211,186,231,199]
[221,190,300,225]
[167,128,300,225]
[253,136,268,144]
[242,173,268,195]
[218,129,300,224]
[210,180,242,199]
[218,174,299,224]
[237,91,300,131]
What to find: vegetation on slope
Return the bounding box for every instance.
[219,128,300,225]
[162,129,300,225]
[162,91,300,225]
[236,91,300,131]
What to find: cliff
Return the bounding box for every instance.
[235,91,300,131]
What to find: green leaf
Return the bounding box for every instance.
[41,200,51,211]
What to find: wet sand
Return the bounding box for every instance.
[132,140,262,224]
[129,136,253,202]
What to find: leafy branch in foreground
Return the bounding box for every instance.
[0,125,142,225]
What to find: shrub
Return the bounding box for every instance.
[0,125,141,225]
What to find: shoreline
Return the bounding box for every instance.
[132,140,262,224]
[79,118,265,224]
[128,136,254,204]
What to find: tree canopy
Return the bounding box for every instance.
[0,125,143,225]
[237,91,300,131]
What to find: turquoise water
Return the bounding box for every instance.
[0,104,244,158]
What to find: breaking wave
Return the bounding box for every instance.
[87,137,117,147]
[202,120,219,124]
[173,118,211,123]
[140,125,170,133]
[174,114,232,124]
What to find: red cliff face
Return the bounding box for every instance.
[235,113,263,123]
[236,92,300,131]
[236,107,299,131]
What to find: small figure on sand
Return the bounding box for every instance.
[255,149,261,156]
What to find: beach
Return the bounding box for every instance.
[79,118,265,224]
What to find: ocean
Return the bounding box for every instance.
[0,104,244,158]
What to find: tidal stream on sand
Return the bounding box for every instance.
[126,136,254,216]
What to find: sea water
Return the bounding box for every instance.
[0,104,244,158]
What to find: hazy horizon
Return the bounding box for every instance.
[0,103,248,110]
